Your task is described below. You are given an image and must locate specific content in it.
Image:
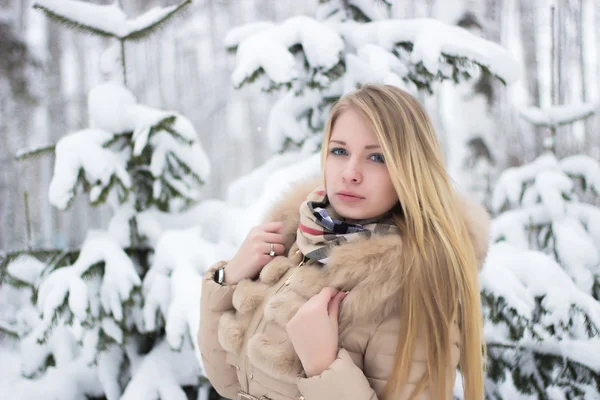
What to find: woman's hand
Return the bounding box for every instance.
[224,221,286,285]
[286,287,348,377]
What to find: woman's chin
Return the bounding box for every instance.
[331,201,372,220]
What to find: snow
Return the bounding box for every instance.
[88,82,137,132]
[490,150,600,292]
[487,338,600,375]
[267,89,324,150]
[519,103,596,128]
[226,151,309,207]
[344,45,412,90]
[130,104,179,156]
[566,202,600,247]
[560,155,600,194]
[142,227,215,350]
[51,81,210,211]
[120,339,202,400]
[150,132,210,193]
[491,152,559,211]
[99,42,121,76]
[534,169,573,218]
[34,0,180,39]
[231,16,518,92]
[49,128,132,210]
[6,254,47,286]
[348,0,388,21]
[482,242,600,338]
[11,353,104,400]
[37,230,141,328]
[230,16,344,87]
[338,18,519,84]
[101,318,123,344]
[553,217,599,293]
[96,344,124,400]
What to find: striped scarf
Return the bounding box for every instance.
[296,186,400,263]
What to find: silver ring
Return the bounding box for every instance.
[269,243,275,257]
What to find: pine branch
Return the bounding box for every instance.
[89,173,130,207]
[487,342,600,391]
[33,0,192,42]
[33,3,117,39]
[15,144,56,161]
[0,320,20,339]
[122,0,192,42]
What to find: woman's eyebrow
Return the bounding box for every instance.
[330,140,380,149]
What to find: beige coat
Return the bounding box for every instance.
[197,179,490,400]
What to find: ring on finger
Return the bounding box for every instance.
[269,243,276,257]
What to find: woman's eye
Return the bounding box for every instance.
[369,153,385,163]
[330,147,347,156]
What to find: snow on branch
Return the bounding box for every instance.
[142,227,211,350]
[33,0,191,41]
[561,155,600,195]
[36,231,141,338]
[15,144,56,161]
[228,16,518,93]
[49,128,131,210]
[49,82,210,211]
[344,18,519,85]
[226,16,345,88]
[519,103,596,128]
[120,339,201,400]
[482,243,600,338]
[491,153,559,212]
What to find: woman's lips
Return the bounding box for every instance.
[336,193,364,202]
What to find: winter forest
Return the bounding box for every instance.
[0,0,599,399]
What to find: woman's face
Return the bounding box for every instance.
[324,109,399,220]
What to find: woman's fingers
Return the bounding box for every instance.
[327,291,348,318]
[262,221,284,233]
[261,242,285,256]
[261,232,286,245]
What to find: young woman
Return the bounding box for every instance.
[197,84,490,400]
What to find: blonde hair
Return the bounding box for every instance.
[320,85,485,400]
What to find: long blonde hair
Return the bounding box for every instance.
[320,85,485,400]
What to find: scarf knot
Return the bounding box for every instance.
[296,186,400,263]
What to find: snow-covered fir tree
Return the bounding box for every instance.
[225,0,518,155]
[0,1,220,399]
[481,105,600,398]
[211,0,519,251]
[434,2,499,205]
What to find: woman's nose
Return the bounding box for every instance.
[341,161,362,184]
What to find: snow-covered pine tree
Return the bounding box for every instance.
[0,1,216,399]
[211,0,520,247]
[224,0,518,155]
[434,4,499,205]
[481,104,600,398]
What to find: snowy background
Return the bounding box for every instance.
[1,0,600,399]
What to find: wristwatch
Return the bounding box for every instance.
[213,265,226,285]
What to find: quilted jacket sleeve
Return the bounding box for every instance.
[197,262,241,399]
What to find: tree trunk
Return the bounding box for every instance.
[45,21,66,248]
[519,0,543,155]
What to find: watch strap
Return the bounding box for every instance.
[214,265,226,285]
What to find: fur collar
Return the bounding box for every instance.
[261,177,491,326]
